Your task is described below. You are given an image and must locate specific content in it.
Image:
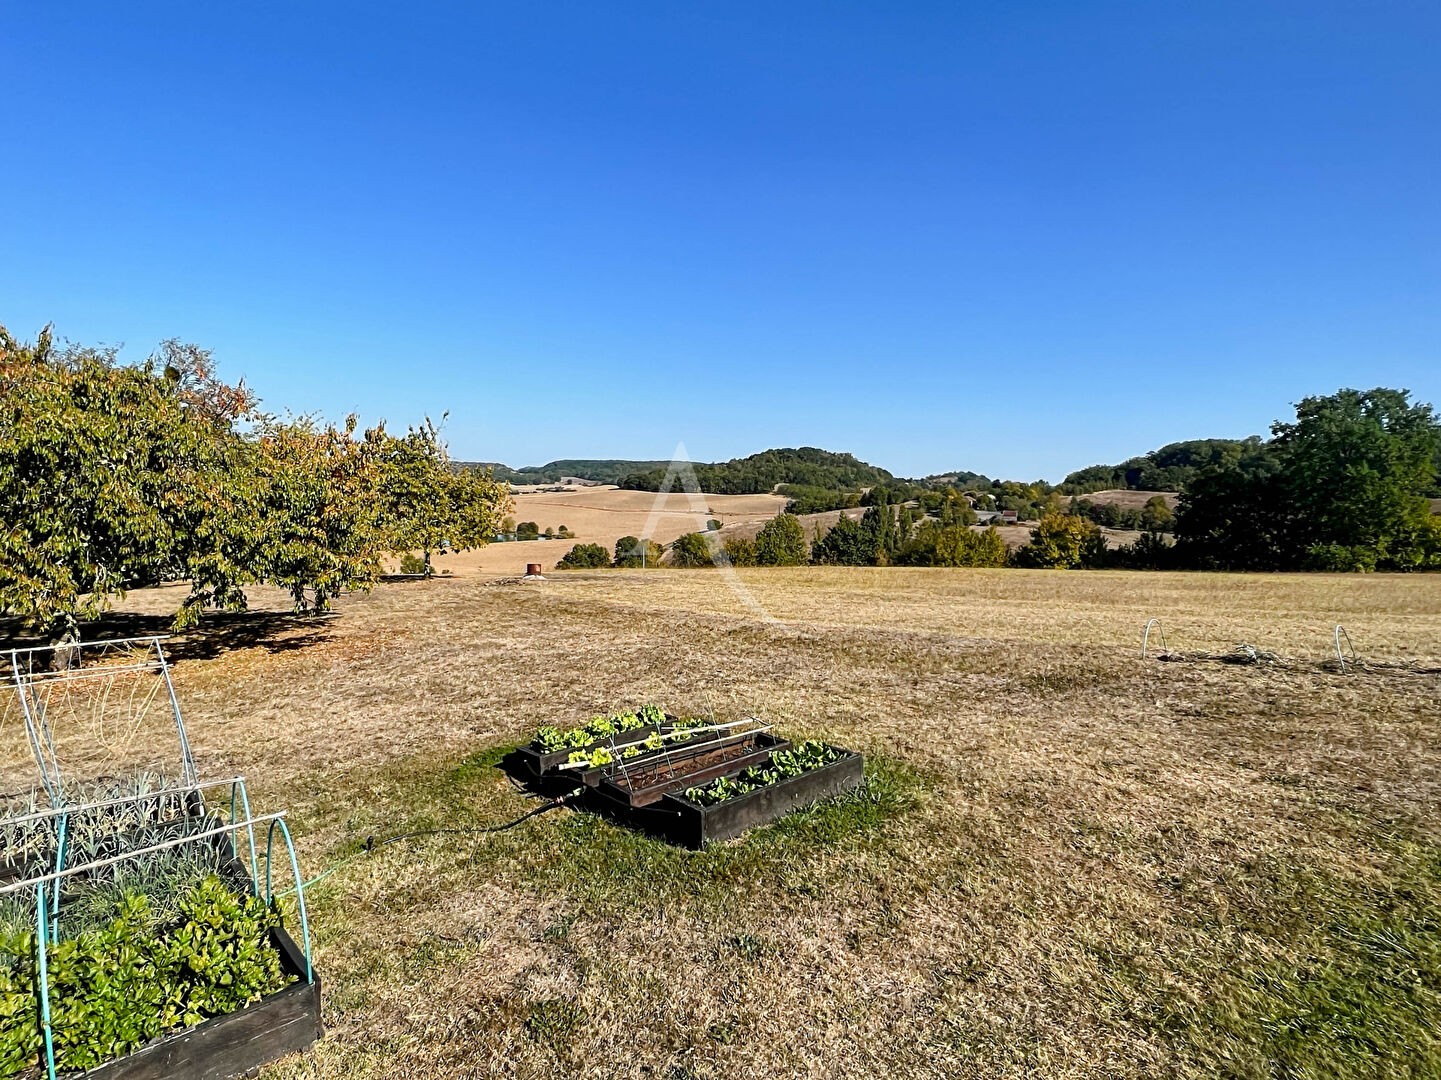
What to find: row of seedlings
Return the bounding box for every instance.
[516,706,863,848]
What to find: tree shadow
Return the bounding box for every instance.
[0,609,336,662]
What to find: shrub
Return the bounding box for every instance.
[722,536,757,566]
[556,543,610,569]
[810,515,876,565]
[0,875,289,1077]
[669,532,715,567]
[706,519,722,532]
[755,513,808,566]
[515,521,540,541]
[898,523,1008,567]
[397,552,428,575]
[1013,514,1104,569]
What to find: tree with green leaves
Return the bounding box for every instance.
[810,514,876,566]
[0,322,512,637]
[721,536,758,566]
[1014,514,1105,569]
[1176,387,1440,571]
[1139,495,1175,533]
[754,513,809,566]
[897,522,1008,567]
[613,535,663,567]
[372,418,510,576]
[669,532,715,567]
[1274,388,1440,569]
[556,543,610,569]
[515,521,540,541]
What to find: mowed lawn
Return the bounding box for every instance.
[40,570,1441,1078]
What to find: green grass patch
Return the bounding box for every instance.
[1152,835,1441,1078]
[290,748,929,922]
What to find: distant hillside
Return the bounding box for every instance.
[619,447,894,495]
[1060,438,1274,493]
[459,459,671,485]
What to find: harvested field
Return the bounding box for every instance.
[6,569,1441,1078]
[1071,488,1180,510]
[433,485,787,577]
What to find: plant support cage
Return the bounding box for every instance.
[1,637,317,1080]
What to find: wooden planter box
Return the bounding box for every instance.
[590,732,791,807]
[81,924,321,1080]
[511,722,668,777]
[655,750,864,849]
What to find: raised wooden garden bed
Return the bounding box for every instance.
[83,925,321,1080]
[657,749,864,849]
[589,731,791,806]
[512,721,670,776]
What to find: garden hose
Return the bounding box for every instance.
[271,790,581,899]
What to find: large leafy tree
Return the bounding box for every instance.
[753,513,809,566]
[0,327,245,635]
[1176,387,1440,571]
[810,515,876,566]
[0,322,511,636]
[1013,514,1105,569]
[1273,388,1439,569]
[372,419,510,575]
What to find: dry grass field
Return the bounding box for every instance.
[433,486,787,578]
[1075,489,1180,511]
[7,568,1441,1078]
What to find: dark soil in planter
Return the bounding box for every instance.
[591,732,791,807]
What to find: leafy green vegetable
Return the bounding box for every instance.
[684,741,847,806]
[0,874,290,1078]
[530,705,664,753]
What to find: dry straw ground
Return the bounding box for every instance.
[7,568,1441,1078]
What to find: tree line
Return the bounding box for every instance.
[0,324,512,638]
[556,386,1441,574]
[619,447,893,495]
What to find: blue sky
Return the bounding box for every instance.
[3,2,1436,480]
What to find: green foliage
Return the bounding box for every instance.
[555,543,610,569]
[620,447,893,495]
[1014,514,1105,569]
[372,417,509,575]
[1177,388,1441,571]
[754,513,808,566]
[531,707,657,753]
[721,536,757,566]
[471,459,670,486]
[398,552,428,575]
[0,323,510,634]
[612,535,663,568]
[0,875,289,1078]
[810,514,876,566]
[683,741,846,806]
[780,484,861,515]
[669,532,715,568]
[1060,437,1273,493]
[897,522,1009,567]
[1138,494,1172,531]
[514,521,540,541]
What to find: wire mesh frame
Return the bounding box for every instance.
[0,640,312,1079]
[10,789,314,1080]
[4,636,199,806]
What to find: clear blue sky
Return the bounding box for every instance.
[3,2,1437,481]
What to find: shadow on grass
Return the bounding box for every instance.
[0,608,335,661]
